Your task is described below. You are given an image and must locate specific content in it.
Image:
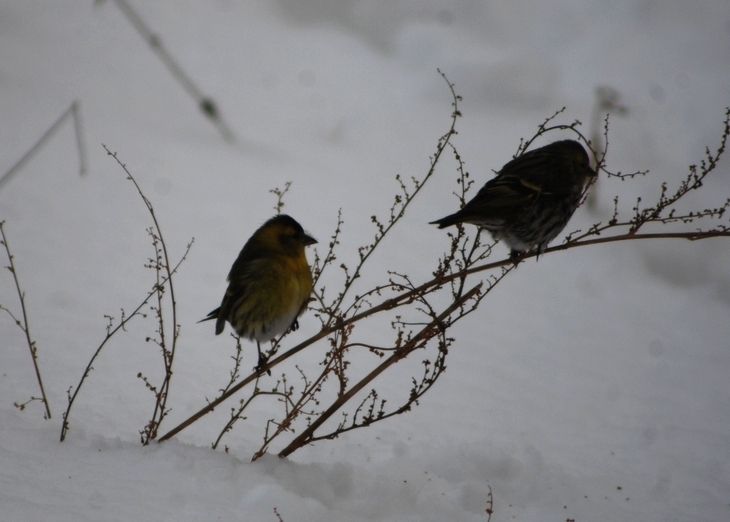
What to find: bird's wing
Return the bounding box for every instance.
[502,147,582,196]
[459,172,542,222]
[227,240,271,281]
[215,279,248,334]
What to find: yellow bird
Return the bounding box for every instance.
[200,214,317,369]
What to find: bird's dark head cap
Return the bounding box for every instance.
[258,214,317,248]
[554,140,596,174]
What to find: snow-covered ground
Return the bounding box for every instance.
[1,1,729,520]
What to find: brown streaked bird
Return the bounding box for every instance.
[200,214,316,369]
[431,139,596,257]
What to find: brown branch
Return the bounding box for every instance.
[319,69,461,327]
[277,284,482,458]
[159,101,729,449]
[60,239,193,442]
[250,355,340,460]
[157,227,728,443]
[485,485,494,521]
[0,221,52,419]
[101,144,186,443]
[212,386,290,451]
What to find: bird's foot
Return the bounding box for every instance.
[255,348,272,376]
[509,250,525,265]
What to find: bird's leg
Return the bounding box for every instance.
[255,341,271,375]
[267,339,281,360]
[534,243,549,262]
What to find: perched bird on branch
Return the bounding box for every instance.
[431,139,596,257]
[200,214,317,370]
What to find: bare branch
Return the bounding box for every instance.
[0,221,52,419]
[60,238,193,441]
[155,92,729,461]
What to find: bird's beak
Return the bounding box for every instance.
[303,233,318,246]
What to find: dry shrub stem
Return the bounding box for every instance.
[101,144,189,444]
[0,222,52,419]
[59,146,193,442]
[157,80,728,460]
[277,283,482,458]
[485,485,494,521]
[8,72,718,457]
[157,69,461,445]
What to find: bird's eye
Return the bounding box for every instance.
[278,228,298,246]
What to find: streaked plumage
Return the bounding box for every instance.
[431,139,596,255]
[200,214,316,368]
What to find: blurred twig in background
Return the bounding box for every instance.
[0,221,52,419]
[0,100,86,191]
[104,0,235,143]
[587,86,628,211]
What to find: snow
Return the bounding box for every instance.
[1,1,729,520]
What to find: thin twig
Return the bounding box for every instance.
[323,69,461,323]
[60,239,193,442]
[485,485,494,522]
[158,101,730,452]
[0,221,52,419]
[277,284,482,458]
[157,226,729,443]
[101,144,186,443]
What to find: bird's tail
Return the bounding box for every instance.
[198,307,226,335]
[198,307,219,324]
[429,213,461,229]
